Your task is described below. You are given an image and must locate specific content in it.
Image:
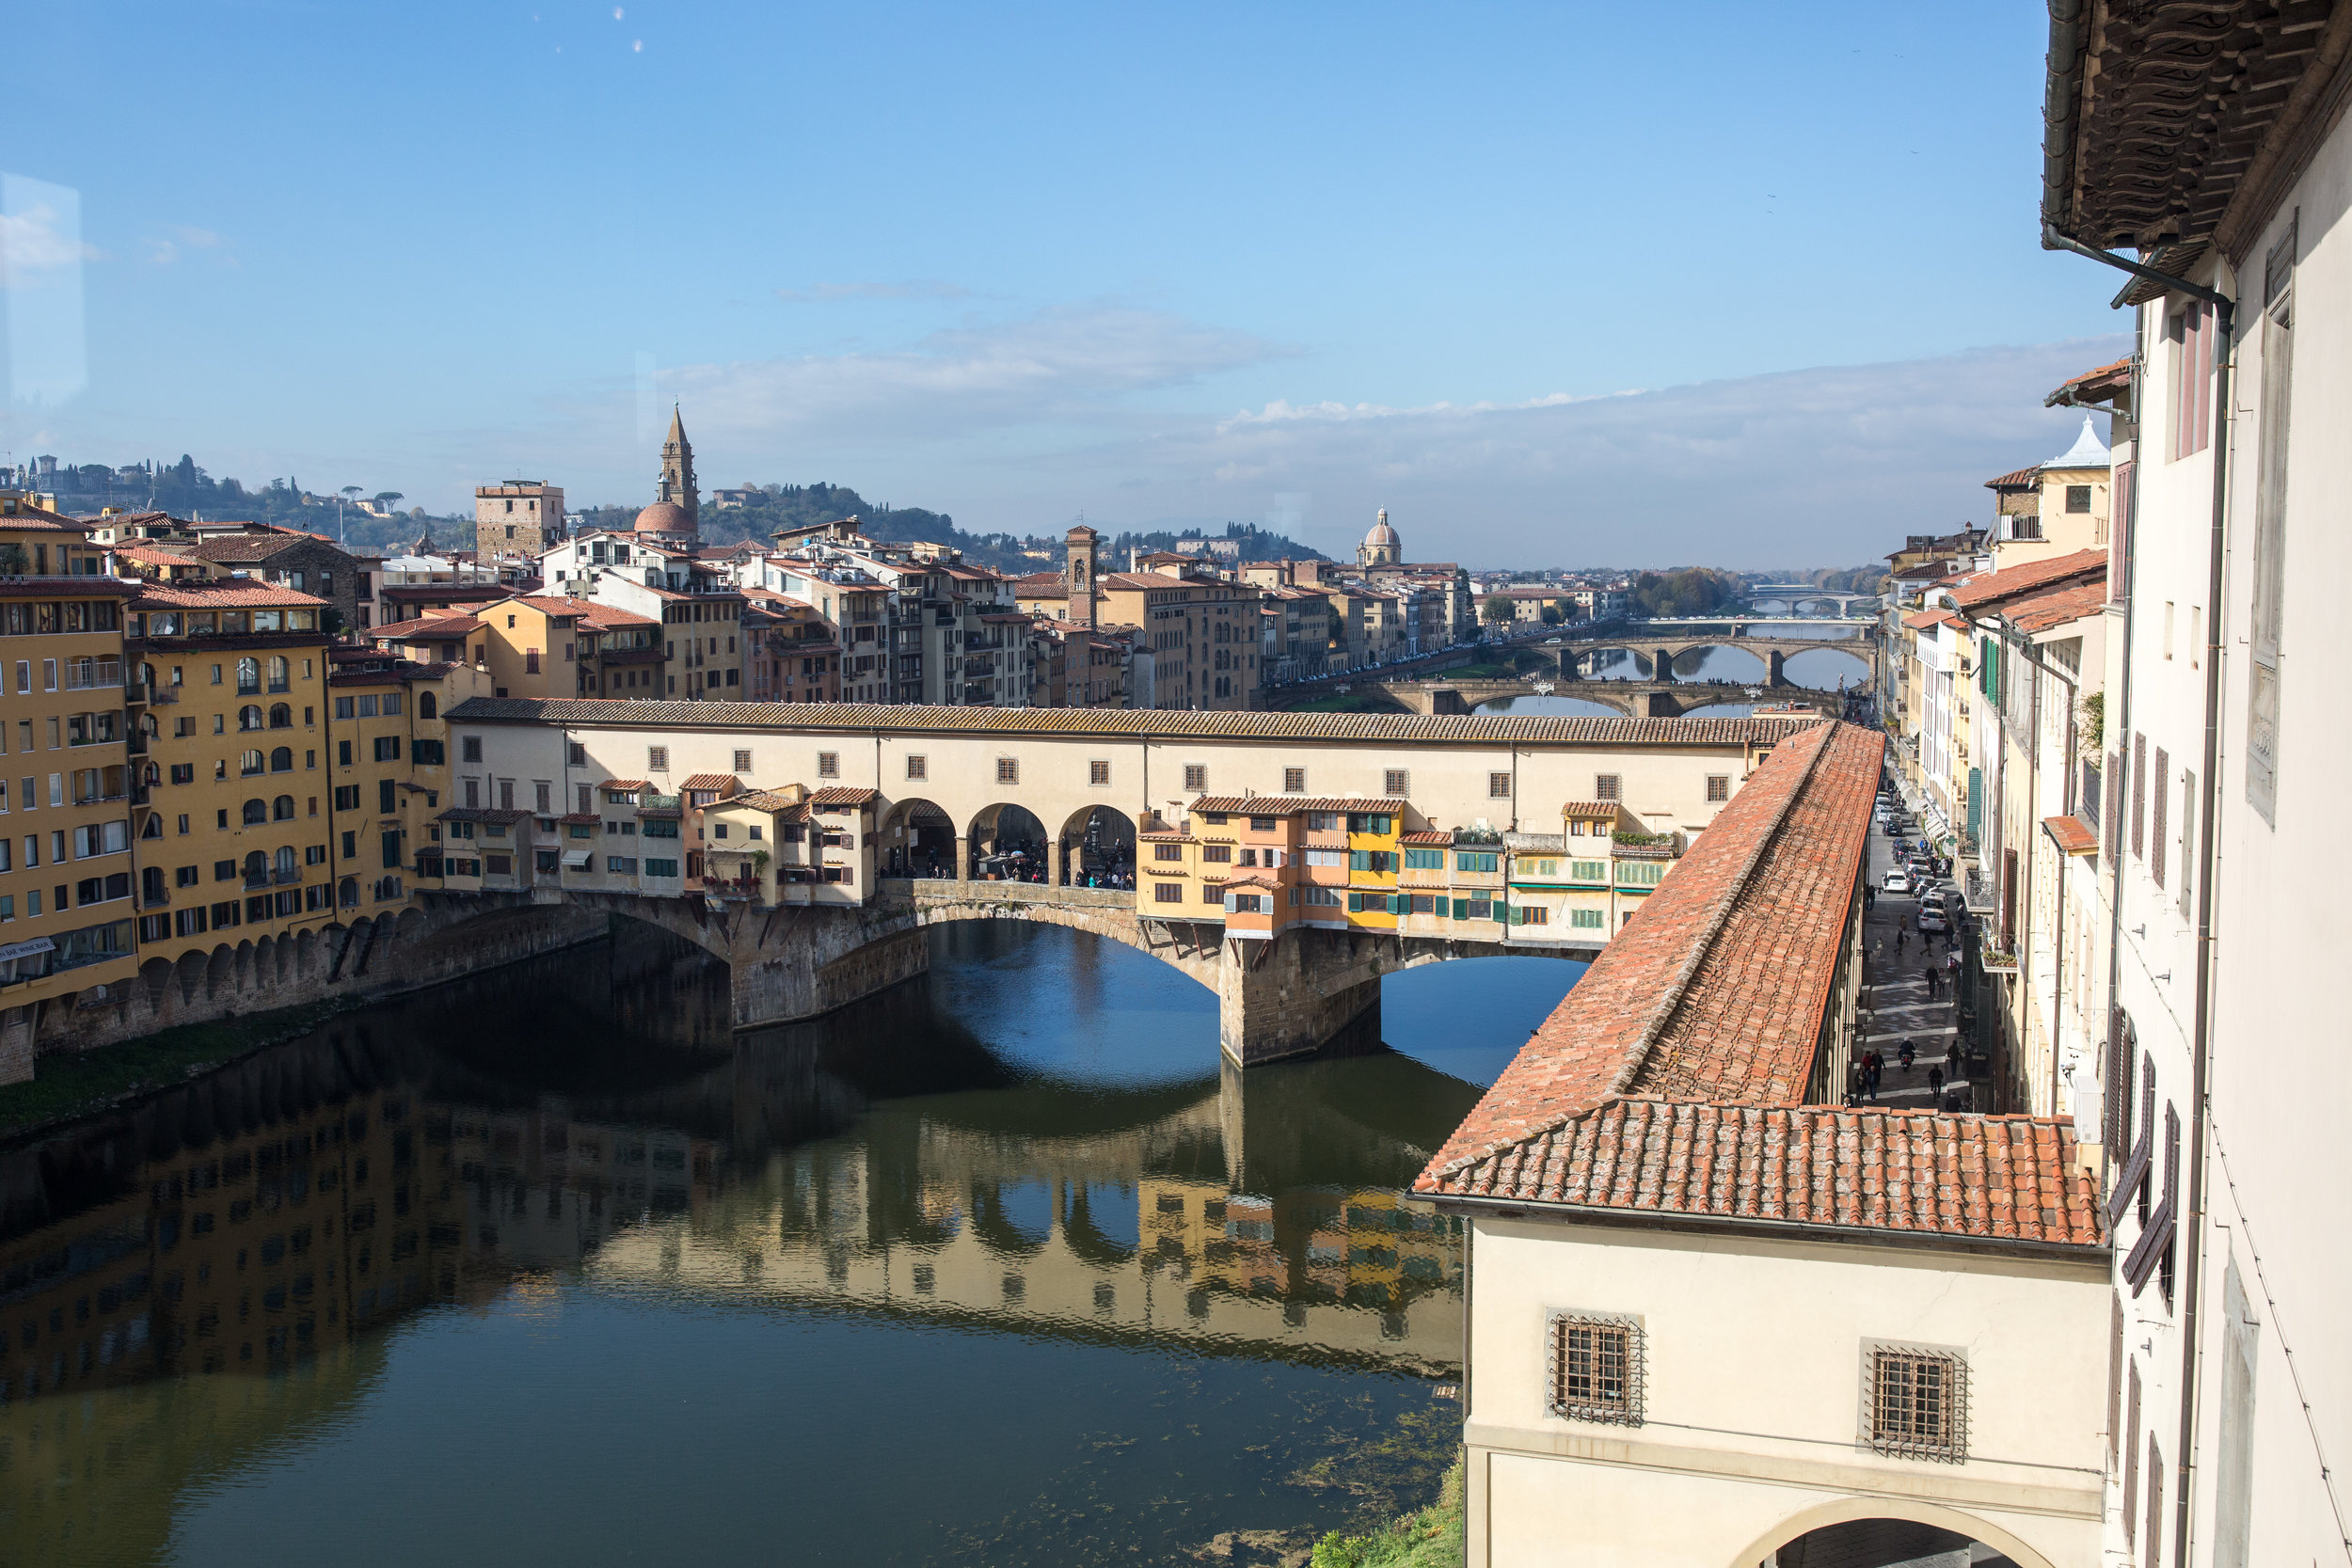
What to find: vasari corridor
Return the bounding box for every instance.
[8,2,2350,1564]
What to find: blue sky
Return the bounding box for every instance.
[4,2,2126,567]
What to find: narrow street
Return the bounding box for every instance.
[1853,786,1973,1114]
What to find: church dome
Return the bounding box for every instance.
[634,501,692,535]
[1365,512,1399,547]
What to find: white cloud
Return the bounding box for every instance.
[658,303,1287,442]
[775,279,973,303]
[144,225,230,266]
[0,200,99,284]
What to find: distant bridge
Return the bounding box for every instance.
[1386,679,1850,721]
[1740,586,1882,615]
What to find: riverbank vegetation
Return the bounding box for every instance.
[1309,1456,1464,1567]
[0,997,348,1141]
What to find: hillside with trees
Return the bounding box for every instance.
[1625,567,1745,618]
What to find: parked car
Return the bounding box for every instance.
[1880,867,1915,895]
[1917,903,1949,933]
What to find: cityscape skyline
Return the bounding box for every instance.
[8,2,2122,567]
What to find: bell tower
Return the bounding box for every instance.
[1064,525,1100,627]
[656,405,699,530]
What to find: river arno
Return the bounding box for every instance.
[0,923,1581,1566]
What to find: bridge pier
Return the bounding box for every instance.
[1767,649,1788,689]
[1216,927,1383,1068]
[1652,646,1677,682]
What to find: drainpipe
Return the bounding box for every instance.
[2043,224,2233,1568]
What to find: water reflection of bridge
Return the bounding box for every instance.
[0,928,1475,1560]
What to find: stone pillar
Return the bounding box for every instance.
[955,835,972,881]
[1653,647,1677,683]
[1216,927,1382,1068]
[1057,838,1072,886]
[1767,648,1788,688]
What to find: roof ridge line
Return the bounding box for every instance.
[1432,722,1842,1182]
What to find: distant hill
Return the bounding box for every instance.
[27,455,446,554]
[583,484,1327,574]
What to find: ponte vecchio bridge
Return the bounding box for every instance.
[419,700,1820,1067]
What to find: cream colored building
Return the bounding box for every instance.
[1418,721,2111,1567]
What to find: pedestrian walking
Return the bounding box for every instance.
[1946,1040,1963,1077]
[1921,963,1937,1000]
[1928,1065,1945,1097]
[1897,927,1908,955]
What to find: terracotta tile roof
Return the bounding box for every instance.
[113,544,200,567]
[557,812,600,825]
[437,807,532,825]
[2045,356,2134,408]
[1419,723,1893,1199]
[1221,873,1280,891]
[182,535,319,562]
[809,785,881,806]
[1902,609,1963,631]
[441,698,1820,749]
[1193,796,1406,816]
[0,505,95,532]
[678,773,740,793]
[131,580,329,610]
[1561,801,1619,819]
[1948,548,2108,612]
[374,614,485,641]
[2042,815,2099,856]
[1983,465,2043,491]
[577,604,658,628]
[599,779,651,793]
[1137,831,1195,842]
[2007,580,2108,635]
[1014,573,1067,594]
[1402,831,1453,845]
[1422,1099,2101,1245]
[720,788,803,813]
[0,576,139,599]
[501,594,590,618]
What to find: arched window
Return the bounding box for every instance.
[243,849,267,884]
[268,704,292,729]
[240,751,264,777]
[267,656,290,693]
[242,799,267,826]
[419,691,437,720]
[239,705,264,732]
[235,657,261,695]
[139,812,163,839]
[275,846,297,878]
[269,747,293,773]
[272,795,295,821]
[338,877,359,908]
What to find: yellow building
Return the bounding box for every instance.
[1338,802,1403,928]
[325,644,491,915]
[0,562,142,1046]
[124,579,337,966]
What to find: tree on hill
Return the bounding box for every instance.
[1627,568,1742,618]
[1481,593,1516,625]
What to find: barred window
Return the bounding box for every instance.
[818,752,839,779]
[1089,759,1111,786]
[1548,1312,1643,1425]
[1595,773,1621,801]
[997,757,1019,784]
[1184,764,1206,792]
[1283,767,1306,793]
[1864,1344,1967,1461]
[647,746,668,772]
[734,749,753,771]
[1385,768,1409,796]
[1706,774,1730,802]
[906,754,927,781]
[1489,771,1512,799]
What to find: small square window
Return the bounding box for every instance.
[1549,1312,1643,1425]
[1183,764,1206,792]
[647,746,668,771]
[1864,1344,1967,1462]
[567,741,586,766]
[1707,774,1730,802]
[2065,483,2092,514]
[734,749,754,772]
[1383,768,1409,796]
[461,736,483,763]
[906,755,927,782]
[1595,773,1621,801]
[997,757,1019,784]
[1488,771,1511,799]
[1089,760,1110,786]
[1283,767,1305,793]
[818,752,839,779]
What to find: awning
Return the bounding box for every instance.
[0,936,56,964]
[561,849,593,868]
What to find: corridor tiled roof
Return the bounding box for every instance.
[1949,549,2107,612]
[2008,580,2107,634]
[809,786,880,805]
[678,773,740,793]
[1427,1100,2101,1245]
[1190,796,1407,815]
[444,697,1817,749]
